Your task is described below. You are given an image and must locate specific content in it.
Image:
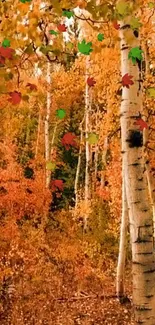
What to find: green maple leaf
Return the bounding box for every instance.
[2,39,10,48]
[147,87,155,98]
[148,2,155,9]
[78,39,93,55]
[130,17,142,30]
[115,1,129,18]
[86,133,99,145]
[49,30,58,36]
[97,33,104,42]
[62,10,74,19]
[46,162,56,171]
[56,109,66,119]
[128,47,144,64]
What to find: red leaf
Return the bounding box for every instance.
[134,118,148,131]
[0,46,14,59]
[113,21,120,30]
[61,132,77,150]
[57,23,67,32]
[26,83,37,91]
[8,91,22,105]
[0,56,5,65]
[122,73,134,88]
[51,179,64,191]
[87,77,96,87]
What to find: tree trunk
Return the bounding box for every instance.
[45,61,51,189]
[119,13,155,324]
[74,119,84,209]
[84,55,91,231]
[116,171,129,299]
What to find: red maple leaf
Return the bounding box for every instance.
[122,73,134,88]
[113,21,120,30]
[51,179,64,192]
[0,56,5,65]
[26,83,37,91]
[134,118,148,131]
[0,46,14,59]
[61,132,77,150]
[87,77,96,87]
[8,91,22,105]
[57,24,67,32]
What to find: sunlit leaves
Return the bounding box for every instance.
[78,39,93,55]
[46,162,56,171]
[130,17,142,31]
[146,87,155,98]
[115,1,130,19]
[148,2,155,9]
[86,133,99,145]
[128,47,143,64]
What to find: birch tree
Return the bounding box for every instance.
[119,2,155,322]
[45,61,51,189]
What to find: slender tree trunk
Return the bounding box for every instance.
[35,105,42,159]
[74,120,84,209]
[100,136,108,189]
[119,11,155,324]
[45,61,51,189]
[84,55,91,231]
[116,171,129,299]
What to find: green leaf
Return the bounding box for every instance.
[24,44,34,54]
[130,17,142,30]
[78,39,93,55]
[146,87,155,98]
[97,33,104,41]
[62,10,74,19]
[49,30,58,36]
[2,39,10,48]
[56,109,66,119]
[128,47,144,64]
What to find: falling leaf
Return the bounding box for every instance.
[46,162,56,171]
[78,39,93,55]
[134,118,148,131]
[56,109,66,119]
[8,91,22,105]
[86,133,99,145]
[51,179,64,191]
[26,83,37,91]
[57,24,67,32]
[62,10,74,19]
[0,46,14,60]
[122,73,134,88]
[130,17,142,31]
[97,33,104,42]
[113,21,120,30]
[49,30,58,36]
[87,77,96,87]
[61,132,77,150]
[147,87,155,98]
[128,47,144,64]
[2,39,11,48]
[20,0,32,3]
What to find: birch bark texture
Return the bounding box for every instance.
[119,12,155,325]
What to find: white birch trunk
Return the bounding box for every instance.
[74,120,84,209]
[116,171,129,299]
[45,61,51,188]
[119,13,155,324]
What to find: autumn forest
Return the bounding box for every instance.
[0,0,155,324]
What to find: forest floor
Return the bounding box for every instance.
[47,271,134,325]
